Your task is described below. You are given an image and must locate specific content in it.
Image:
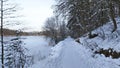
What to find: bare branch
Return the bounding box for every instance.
[3,5,17,11]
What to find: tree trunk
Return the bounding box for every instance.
[111,15,117,33]
[1,0,4,68]
[109,1,117,33]
[119,4,120,16]
[88,31,92,38]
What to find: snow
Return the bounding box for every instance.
[23,36,51,55]
[49,38,94,68]
[32,37,119,68]
[28,18,120,68]
[1,36,52,68]
[22,36,52,65]
[1,18,120,68]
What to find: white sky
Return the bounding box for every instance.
[15,0,55,32]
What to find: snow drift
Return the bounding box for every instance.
[29,18,120,68]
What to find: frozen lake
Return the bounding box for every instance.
[3,36,52,63]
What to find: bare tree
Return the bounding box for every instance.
[54,0,120,38]
[0,0,19,68]
[43,17,58,44]
[1,0,4,68]
[43,16,68,44]
[108,0,117,32]
[55,0,109,38]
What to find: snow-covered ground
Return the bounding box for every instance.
[28,18,120,68]
[2,36,52,68]
[2,18,120,68]
[43,37,120,68]
[23,36,52,64]
[28,36,120,68]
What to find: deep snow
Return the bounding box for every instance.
[1,36,52,68]
[23,36,52,65]
[40,37,120,68]
[1,18,120,68]
[28,18,120,68]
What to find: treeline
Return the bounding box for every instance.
[43,0,120,44]
[0,28,42,36]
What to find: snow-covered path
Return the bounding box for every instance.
[44,37,120,68]
[45,38,94,68]
[61,40,93,68]
[26,36,120,68]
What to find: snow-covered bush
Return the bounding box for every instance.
[5,30,32,68]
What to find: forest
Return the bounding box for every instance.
[43,0,120,43]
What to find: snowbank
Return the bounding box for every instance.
[28,18,120,68]
[43,37,120,68]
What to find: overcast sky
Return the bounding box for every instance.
[15,0,55,32]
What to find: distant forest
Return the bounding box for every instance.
[0,28,42,36]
